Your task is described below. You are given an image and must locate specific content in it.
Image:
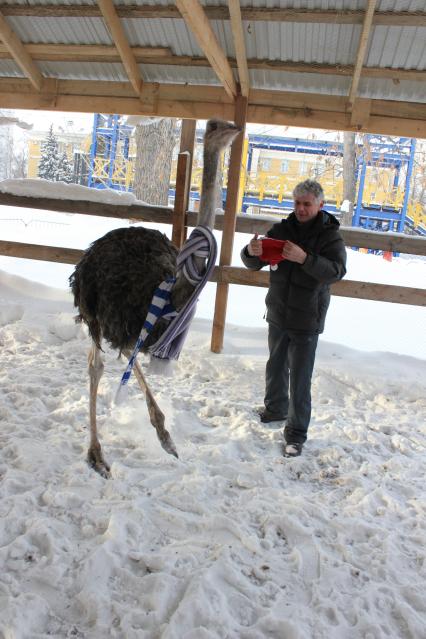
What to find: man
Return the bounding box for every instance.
[241,180,347,457]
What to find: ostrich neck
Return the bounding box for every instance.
[171,146,221,311]
[197,147,220,229]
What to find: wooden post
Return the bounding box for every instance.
[211,95,248,353]
[171,118,196,248]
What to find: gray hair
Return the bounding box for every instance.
[293,179,324,202]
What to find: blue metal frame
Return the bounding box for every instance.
[88,117,424,235]
[88,113,134,190]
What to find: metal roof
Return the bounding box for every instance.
[0,0,424,134]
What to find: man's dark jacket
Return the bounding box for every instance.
[241,211,347,334]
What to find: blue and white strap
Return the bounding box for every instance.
[148,226,217,360]
[115,277,175,403]
[115,225,217,400]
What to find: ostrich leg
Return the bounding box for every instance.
[123,351,178,459]
[87,342,111,478]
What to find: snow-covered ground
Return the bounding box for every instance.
[0,188,425,638]
[0,267,425,638]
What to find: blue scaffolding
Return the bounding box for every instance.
[242,133,423,236]
[87,114,134,190]
[353,135,417,233]
[87,115,423,235]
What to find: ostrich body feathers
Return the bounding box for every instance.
[70,226,178,352]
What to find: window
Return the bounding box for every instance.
[260,158,271,171]
[281,160,289,173]
[299,160,308,175]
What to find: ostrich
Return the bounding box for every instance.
[70,119,241,477]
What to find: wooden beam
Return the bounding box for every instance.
[211,95,248,353]
[350,98,372,130]
[0,43,172,63]
[0,240,83,264]
[97,0,142,95]
[175,0,237,99]
[172,152,191,248]
[0,43,423,83]
[210,266,426,306]
[0,79,424,138]
[0,10,43,90]
[0,191,174,223]
[0,192,424,254]
[228,0,250,97]
[0,239,423,306]
[349,0,377,106]
[171,119,196,247]
[0,5,424,26]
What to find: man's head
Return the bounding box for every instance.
[293,180,324,223]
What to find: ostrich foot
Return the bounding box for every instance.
[159,432,179,459]
[87,446,111,479]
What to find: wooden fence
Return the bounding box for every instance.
[0,191,425,308]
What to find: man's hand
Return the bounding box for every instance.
[282,241,307,264]
[247,233,263,256]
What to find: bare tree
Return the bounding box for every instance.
[133,118,178,205]
[341,131,357,226]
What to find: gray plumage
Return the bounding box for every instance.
[70,226,177,352]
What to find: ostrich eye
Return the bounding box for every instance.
[209,122,218,131]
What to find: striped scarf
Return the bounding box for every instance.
[115,226,217,402]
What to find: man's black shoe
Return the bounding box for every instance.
[258,409,287,423]
[283,442,303,458]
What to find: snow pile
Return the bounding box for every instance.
[0,178,164,208]
[0,272,425,638]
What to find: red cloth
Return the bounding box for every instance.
[260,238,287,267]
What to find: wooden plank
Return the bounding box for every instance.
[0,192,424,255]
[0,43,172,63]
[0,240,83,264]
[0,11,43,90]
[350,98,371,130]
[175,0,237,99]
[97,0,142,95]
[0,240,423,306]
[172,152,191,248]
[0,5,424,26]
[348,0,377,106]
[211,95,248,353]
[210,266,426,306]
[0,78,424,137]
[0,44,423,83]
[228,0,250,97]
[0,191,173,223]
[172,119,196,246]
[179,118,196,156]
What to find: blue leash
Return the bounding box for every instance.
[115,226,217,402]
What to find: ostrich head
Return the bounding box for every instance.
[203,118,241,152]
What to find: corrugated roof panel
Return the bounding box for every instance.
[39,61,127,82]
[0,0,96,5]
[245,22,360,65]
[7,16,112,45]
[121,18,236,56]
[367,26,426,69]
[358,77,426,101]
[238,0,423,10]
[0,0,422,106]
[140,64,222,85]
[249,68,350,94]
[121,18,198,52]
[0,60,25,78]
[249,68,425,102]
